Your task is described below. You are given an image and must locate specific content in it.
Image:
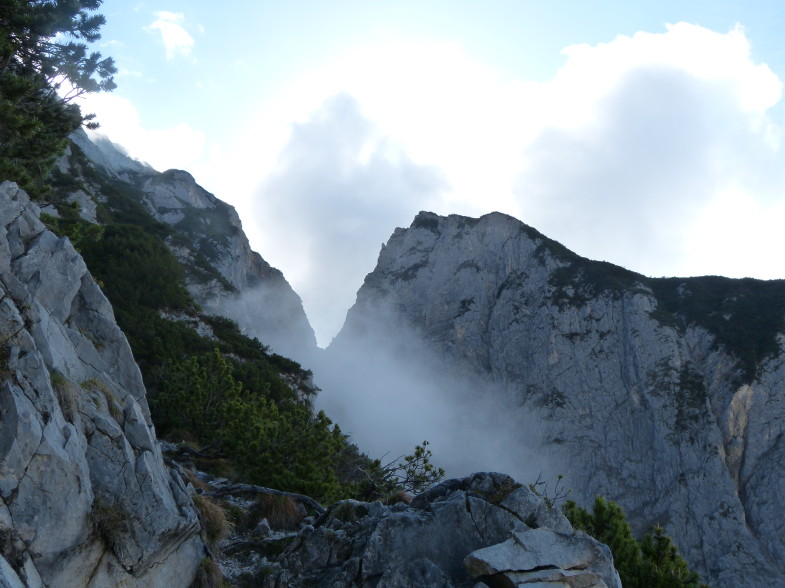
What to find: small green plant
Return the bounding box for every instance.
[528,473,569,508]
[356,441,445,501]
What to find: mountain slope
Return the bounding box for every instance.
[329,210,785,588]
[61,131,316,361]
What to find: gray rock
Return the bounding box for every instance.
[137,169,317,361]
[0,182,203,587]
[464,528,619,588]
[261,472,618,588]
[61,132,317,363]
[331,210,785,587]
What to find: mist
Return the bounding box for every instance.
[309,297,557,485]
[251,93,447,346]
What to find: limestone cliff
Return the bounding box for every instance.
[0,181,203,587]
[331,210,785,587]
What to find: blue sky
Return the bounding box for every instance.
[83,1,785,345]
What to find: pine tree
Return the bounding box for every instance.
[0,0,116,194]
[564,497,707,588]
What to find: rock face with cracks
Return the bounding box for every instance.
[333,210,785,587]
[0,182,203,587]
[261,472,620,588]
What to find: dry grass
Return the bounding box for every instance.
[81,378,123,421]
[184,468,211,493]
[245,494,303,532]
[383,490,414,505]
[190,557,223,588]
[193,494,230,550]
[51,370,78,422]
[89,499,128,555]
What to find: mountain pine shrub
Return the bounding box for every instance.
[565,496,707,587]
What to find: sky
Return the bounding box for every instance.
[80,0,785,346]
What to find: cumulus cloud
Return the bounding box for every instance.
[234,23,785,348]
[513,23,785,278]
[253,93,447,345]
[145,11,195,60]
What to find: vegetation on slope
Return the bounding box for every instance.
[565,496,708,588]
[39,142,444,505]
[1,0,443,506]
[540,228,785,382]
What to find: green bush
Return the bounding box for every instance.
[565,496,707,588]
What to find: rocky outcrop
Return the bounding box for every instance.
[261,472,620,588]
[331,210,785,587]
[0,182,203,587]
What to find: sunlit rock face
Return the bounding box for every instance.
[332,210,785,588]
[0,182,203,587]
[64,130,317,362]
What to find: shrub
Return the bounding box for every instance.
[564,496,707,588]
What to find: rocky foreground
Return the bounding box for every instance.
[0,181,203,586]
[207,471,620,588]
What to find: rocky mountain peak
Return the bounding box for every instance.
[330,209,785,587]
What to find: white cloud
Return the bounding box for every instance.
[78,92,205,172]
[252,94,447,346]
[90,20,785,344]
[145,11,195,60]
[218,23,785,345]
[512,22,785,279]
[683,188,785,279]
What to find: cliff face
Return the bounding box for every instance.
[63,131,317,361]
[331,210,785,587]
[0,182,203,586]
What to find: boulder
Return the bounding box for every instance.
[259,473,619,588]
